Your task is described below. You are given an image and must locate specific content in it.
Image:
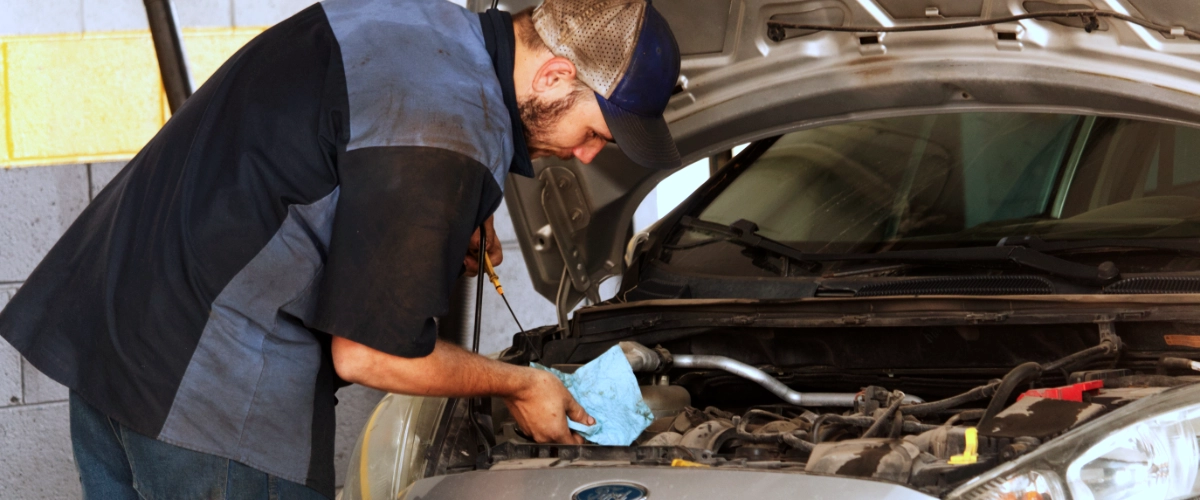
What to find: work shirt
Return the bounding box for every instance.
[0,0,531,496]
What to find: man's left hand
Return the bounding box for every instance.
[464,216,502,277]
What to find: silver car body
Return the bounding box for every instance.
[398,467,934,499]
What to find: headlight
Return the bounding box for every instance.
[949,384,1200,500]
[340,394,447,500]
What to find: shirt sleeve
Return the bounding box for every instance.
[310,146,503,358]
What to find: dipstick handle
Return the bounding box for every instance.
[482,250,526,334]
[483,251,504,295]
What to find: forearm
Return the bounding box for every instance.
[331,336,534,399]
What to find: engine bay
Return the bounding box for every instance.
[427,318,1200,496]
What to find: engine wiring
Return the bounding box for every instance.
[901,322,1120,417]
[861,390,907,438]
[473,321,1200,497]
[677,323,1125,457]
[703,331,1120,457]
[767,9,1200,42]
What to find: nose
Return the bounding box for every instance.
[572,141,603,164]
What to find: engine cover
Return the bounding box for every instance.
[805,438,923,483]
[979,397,1107,440]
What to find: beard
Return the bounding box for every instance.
[519,85,591,158]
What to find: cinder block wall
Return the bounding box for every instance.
[0,164,92,499]
[0,1,569,498]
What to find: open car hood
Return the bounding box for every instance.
[471,0,1200,316]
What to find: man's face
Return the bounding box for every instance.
[519,78,613,164]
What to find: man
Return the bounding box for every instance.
[0,0,681,497]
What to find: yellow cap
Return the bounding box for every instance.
[949,427,979,465]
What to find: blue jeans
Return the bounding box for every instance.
[70,391,327,499]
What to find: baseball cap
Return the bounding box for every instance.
[532,0,682,170]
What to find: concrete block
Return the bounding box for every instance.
[82,0,148,32]
[88,162,127,200]
[493,200,517,244]
[0,285,22,406]
[0,284,16,314]
[438,240,557,354]
[0,284,15,311]
[0,402,80,500]
[0,0,83,36]
[22,360,68,405]
[487,200,563,353]
[333,384,386,489]
[83,0,233,31]
[479,242,558,354]
[232,0,313,27]
[175,0,234,28]
[0,164,90,282]
[0,343,19,408]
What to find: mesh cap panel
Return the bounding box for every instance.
[532,0,645,98]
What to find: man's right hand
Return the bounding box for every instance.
[332,337,593,445]
[503,369,594,444]
[463,216,502,277]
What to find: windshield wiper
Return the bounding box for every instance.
[1003,236,1200,256]
[675,217,1120,285]
[675,217,818,269]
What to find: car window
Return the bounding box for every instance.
[960,113,1077,226]
[696,112,1081,252]
[688,113,1200,257]
[1061,119,1200,222]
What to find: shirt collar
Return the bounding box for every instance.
[478,9,534,178]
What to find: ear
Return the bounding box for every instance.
[531,56,578,94]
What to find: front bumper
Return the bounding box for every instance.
[398,467,937,499]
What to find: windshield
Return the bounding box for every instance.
[692,113,1200,253]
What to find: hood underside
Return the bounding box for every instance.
[569,293,1200,338]
[474,0,1200,313]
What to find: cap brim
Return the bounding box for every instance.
[597,93,681,170]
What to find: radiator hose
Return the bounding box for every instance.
[619,342,924,408]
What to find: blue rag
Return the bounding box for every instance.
[531,345,655,446]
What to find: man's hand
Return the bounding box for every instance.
[332,338,593,444]
[464,216,502,277]
[505,369,594,444]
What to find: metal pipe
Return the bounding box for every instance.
[620,341,662,372]
[672,354,924,408]
[1158,357,1200,375]
[143,0,193,112]
[472,224,486,353]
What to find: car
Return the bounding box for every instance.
[340,1,1200,499]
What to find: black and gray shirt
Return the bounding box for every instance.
[0,0,531,495]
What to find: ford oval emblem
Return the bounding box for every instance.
[572,483,648,500]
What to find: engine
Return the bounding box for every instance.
[450,321,1200,497]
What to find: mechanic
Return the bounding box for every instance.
[0,0,681,497]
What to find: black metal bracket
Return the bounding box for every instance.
[143,0,193,112]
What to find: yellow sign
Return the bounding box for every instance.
[1,28,263,168]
